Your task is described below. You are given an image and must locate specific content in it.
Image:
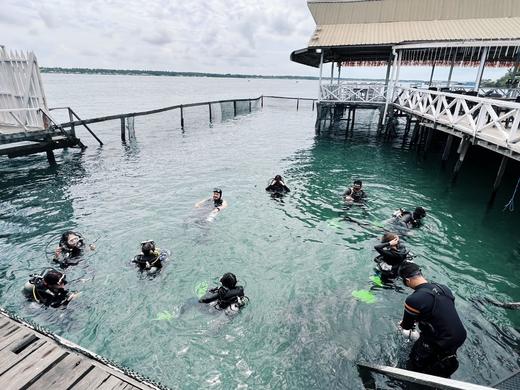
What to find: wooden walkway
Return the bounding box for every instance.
[0,313,163,390]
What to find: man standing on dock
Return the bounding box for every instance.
[397,262,466,378]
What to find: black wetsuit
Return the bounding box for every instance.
[374,242,409,279]
[199,286,245,310]
[266,182,290,193]
[397,211,421,228]
[23,278,71,307]
[343,188,366,202]
[53,243,85,268]
[401,283,467,378]
[214,198,223,208]
[133,251,164,270]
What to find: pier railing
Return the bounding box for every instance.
[320,83,387,104]
[423,84,520,99]
[0,107,45,130]
[393,86,520,145]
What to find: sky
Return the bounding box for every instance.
[0,0,508,81]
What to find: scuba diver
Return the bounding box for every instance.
[398,262,467,378]
[22,268,78,308]
[393,207,426,228]
[195,188,228,211]
[199,273,247,313]
[265,175,290,195]
[132,240,168,274]
[343,180,366,203]
[373,232,410,281]
[53,231,95,268]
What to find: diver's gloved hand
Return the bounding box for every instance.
[398,323,420,341]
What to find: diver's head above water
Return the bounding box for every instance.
[213,188,222,201]
[220,272,237,289]
[382,232,399,247]
[141,240,156,255]
[42,268,67,289]
[413,207,426,220]
[352,180,363,192]
[60,231,83,250]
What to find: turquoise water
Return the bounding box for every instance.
[0,75,519,389]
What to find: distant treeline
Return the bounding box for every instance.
[40,67,324,80]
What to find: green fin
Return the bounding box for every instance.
[195,281,209,298]
[352,290,376,304]
[154,310,173,321]
[370,275,384,287]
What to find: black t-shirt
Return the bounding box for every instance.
[401,283,467,352]
[374,243,408,266]
[344,188,365,202]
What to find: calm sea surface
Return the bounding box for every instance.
[0,74,519,389]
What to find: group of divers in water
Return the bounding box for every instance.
[21,176,517,380]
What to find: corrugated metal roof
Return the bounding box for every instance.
[309,17,520,47]
[308,0,520,25]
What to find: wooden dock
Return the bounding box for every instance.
[0,312,166,390]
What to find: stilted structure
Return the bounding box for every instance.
[291,0,520,193]
[0,46,97,165]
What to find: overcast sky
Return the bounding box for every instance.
[0,0,508,81]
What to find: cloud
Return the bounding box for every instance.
[143,29,173,46]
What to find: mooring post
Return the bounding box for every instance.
[350,107,356,132]
[492,155,509,196]
[452,138,471,181]
[233,101,237,117]
[441,134,454,164]
[120,117,126,141]
[208,103,212,124]
[180,105,184,129]
[410,121,420,148]
[312,100,315,111]
[68,108,76,138]
[46,149,56,165]
[296,98,300,111]
[261,95,264,108]
[424,124,435,153]
[249,100,252,113]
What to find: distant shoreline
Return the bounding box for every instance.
[40,67,390,82]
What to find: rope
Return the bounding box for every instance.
[0,307,171,390]
[503,176,520,212]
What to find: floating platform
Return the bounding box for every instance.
[0,311,167,390]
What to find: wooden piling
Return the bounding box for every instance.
[180,105,184,129]
[441,134,454,164]
[452,138,471,181]
[424,124,435,153]
[296,98,300,111]
[312,100,315,111]
[46,149,56,165]
[350,107,356,132]
[249,100,252,113]
[261,95,264,108]
[208,103,212,123]
[120,117,125,141]
[492,155,508,195]
[233,101,237,117]
[68,109,76,138]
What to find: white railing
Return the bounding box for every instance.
[393,86,520,145]
[320,83,387,103]
[0,47,47,129]
[413,83,520,99]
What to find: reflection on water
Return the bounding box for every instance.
[0,92,519,388]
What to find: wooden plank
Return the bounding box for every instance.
[0,327,32,351]
[97,374,130,390]
[0,338,47,376]
[26,352,93,389]
[70,366,111,390]
[0,343,66,389]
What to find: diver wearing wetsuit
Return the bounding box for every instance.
[393,207,426,228]
[398,262,467,378]
[22,269,76,307]
[53,231,95,267]
[199,273,246,312]
[132,240,167,272]
[265,175,290,194]
[195,188,228,211]
[343,180,366,202]
[374,233,409,280]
